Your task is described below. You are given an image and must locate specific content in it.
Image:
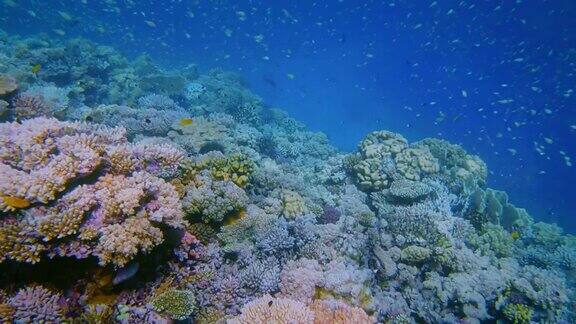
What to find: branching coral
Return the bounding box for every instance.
[0,118,185,266]
[169,115,229,153]
[151,289,196,321]
[137,93,181,111]
[502,303,533,324]
[279,258,323,303]
[183,171,248,224]
[229,295,373,324]
[12,85,70,120]
[83,104,187,137]
[96,217,164,267]
[8,286,64,323]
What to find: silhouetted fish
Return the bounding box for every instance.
[113,262,140,285]
[263,77,277,88]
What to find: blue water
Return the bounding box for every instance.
[2,0,575,232]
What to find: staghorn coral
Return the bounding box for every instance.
[8,286,64,323]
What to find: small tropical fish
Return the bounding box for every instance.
[144,20,156,28]
[1,196,31,209]
[179,118,193,126]
[31,64,41,74]
[511,231,521,240]
[53,29,66,36]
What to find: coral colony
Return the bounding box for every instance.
[0,33,574,323]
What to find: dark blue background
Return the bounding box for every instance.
[2,0,575,232]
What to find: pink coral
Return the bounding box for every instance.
[0,118,186,266]
[8,286,64,323]
[309,299,373,324]
[279,258,323,303]
[96,217,164,267]
[228,294,315,324]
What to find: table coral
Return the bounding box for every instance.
[228,294,315,324]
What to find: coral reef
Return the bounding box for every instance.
[0,33,573,324]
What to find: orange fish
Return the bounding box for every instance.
[1,196,31,208]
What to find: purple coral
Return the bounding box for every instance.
[8,286,64,323]
[319,204,342,224]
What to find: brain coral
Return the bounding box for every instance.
[0,117,186,267]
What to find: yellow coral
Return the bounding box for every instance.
[281,190,309,219]
[0,221,45,264]
[394,147,439,181]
